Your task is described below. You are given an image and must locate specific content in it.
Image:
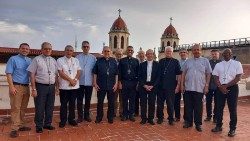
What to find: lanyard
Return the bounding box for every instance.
[64,57,74,74]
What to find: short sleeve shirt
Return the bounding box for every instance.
[27,55,57,84]
[57,56,81,90]
[5,54,31,84]
[212,59,243,85]
[182,57,212,93]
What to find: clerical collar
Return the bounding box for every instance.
[147,60,153,63]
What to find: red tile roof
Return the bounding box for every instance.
[0,47,102,58]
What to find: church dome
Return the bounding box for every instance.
[109,16,129,33]
[162,23,178,39]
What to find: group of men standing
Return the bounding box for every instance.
[6,41,243,138]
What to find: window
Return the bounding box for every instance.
[114,36,117,49]
[162,41,164,47]
[121,36,124,49]
[173,41,176,48]
[167,41,170,46]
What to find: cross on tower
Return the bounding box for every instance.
[170,17,173,24]
[118,9,122,17]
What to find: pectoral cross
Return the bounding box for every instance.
[128,69,131,74]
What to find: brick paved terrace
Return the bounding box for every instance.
[0,97,250,141]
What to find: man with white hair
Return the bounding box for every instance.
[114,49,123,118]
[157,46,182,125]
[135,49,146,116]
[181,44,212,132]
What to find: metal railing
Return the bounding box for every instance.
[158,37,250,53]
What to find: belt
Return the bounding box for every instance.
[13,82,29,87]
[36,82,55,86]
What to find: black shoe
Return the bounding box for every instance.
[77,118,83,123]
[43,125,55,130]
[174,118,180,122]
[113,114,117,117]
[204,117,211,122]
[134,113,139,117]
[18,126,31,131]
[157,119,163,124]
[121,116,127,121]
[211,126,222,132]
[59,122,65,128]
[108,119,113,124]
[196,126,202,132]
[119,114,123,118]
[183,123,193,128]
[169,121,174,126]
[69,120,78,126]
[129,116,136,122]
[140,119,147,124]
[84,117,92,122]
[36,128,43,133]
[95,119,102,123]
[148,119,155,125]
[228,129,236,137]
[10,130,18,138]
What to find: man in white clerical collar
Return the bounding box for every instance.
[211,48,243,137]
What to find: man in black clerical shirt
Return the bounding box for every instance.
[138,49,159,125]
[157,46,182,125]
[119,46,139,122]
[93,46,118,124]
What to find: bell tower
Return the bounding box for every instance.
[109,9,130,54]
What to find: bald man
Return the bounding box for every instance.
[181,44,212,132]
[211,48,243,137]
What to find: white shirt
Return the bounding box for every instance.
[146,61,153,82]
[57,56,81,90]
[212,59,243,84]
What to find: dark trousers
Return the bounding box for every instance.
[174,92,181,119]
[185,91,203,126]
[96,90,115,121]
[77,85,93,119]
[135,90,140,115]
[183,92,188,121]
[216,85,238,130]
[140,87,156,120]
[59,89,77,124]
[205,89,218,119]
[34,83,55,128]
[122,82,137,118]
[157,89,175,121]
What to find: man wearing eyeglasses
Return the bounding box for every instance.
[93,46,118,124]
[57,45,81,128]
[76,41,96,123]
[27,42,58,133]
[119,46,139,122]
[174,48,188,122]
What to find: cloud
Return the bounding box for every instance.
[0,21,36,34]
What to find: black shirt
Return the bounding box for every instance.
[92,57,118,90]
[118,57,139,82]
[209,59,221,90]
[159,57,182,90]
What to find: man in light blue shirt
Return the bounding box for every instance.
[5,43,32,138]
[181,44,212,132]
[76,41,96,122]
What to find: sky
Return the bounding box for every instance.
[0,0,250,54]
